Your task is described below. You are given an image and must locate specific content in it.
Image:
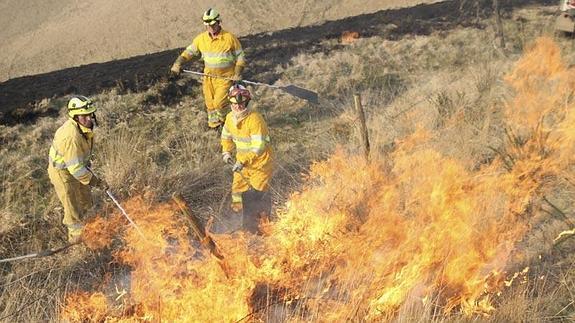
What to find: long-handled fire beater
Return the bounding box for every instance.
[182,69,319,104]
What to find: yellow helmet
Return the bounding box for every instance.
[67,95,96,117]
[202,8,220,25]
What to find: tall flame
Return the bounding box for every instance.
[62,37,574,321]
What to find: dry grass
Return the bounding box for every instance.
[1,4,574,321]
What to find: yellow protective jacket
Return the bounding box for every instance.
[48,119,94,185]
[182,29,246,77]
[221,110,273,174]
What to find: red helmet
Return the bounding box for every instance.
[228,84,251,105]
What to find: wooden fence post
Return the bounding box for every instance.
[353,93,370,161]
[493,0,507,55]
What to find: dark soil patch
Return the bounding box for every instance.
[0,0,553,125]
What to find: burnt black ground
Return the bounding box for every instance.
[0,0,554,125]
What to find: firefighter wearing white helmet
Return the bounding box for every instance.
[170,8,246,129]
[47,95,108,243]
[221,85,273,234]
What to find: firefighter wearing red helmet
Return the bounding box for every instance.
[221,84,273,234]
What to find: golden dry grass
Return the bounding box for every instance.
[1,5,574,322]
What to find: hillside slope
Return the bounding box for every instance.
[0,0,439,82]
[0,0,525,124]
[1,1,574,321]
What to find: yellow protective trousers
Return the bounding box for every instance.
[48,164,92,228]
[231,165,272,209]
[203,76,233,128]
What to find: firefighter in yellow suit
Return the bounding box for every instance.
[48,96,108,243]
[221,84,273,234]
[170,8,246,129]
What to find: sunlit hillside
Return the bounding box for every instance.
[0,0,439,81]
[1,3,574,322]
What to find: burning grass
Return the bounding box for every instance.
[2,7,575,322]
[59,36,575,319]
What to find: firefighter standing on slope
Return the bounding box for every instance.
[221,84,273,234]
[170,8,246,130]
[48,96,108,243]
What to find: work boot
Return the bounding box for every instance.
[231,202,243,213]
[67,224,84,244]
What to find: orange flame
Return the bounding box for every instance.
[61,292,108,322]
[82,213,123,250]
[341,31,360,44]
[62,37,574,321]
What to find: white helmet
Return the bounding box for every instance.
[202,8,220,25]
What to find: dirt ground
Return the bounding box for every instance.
[0,0,440,82]
[0,0,548,124]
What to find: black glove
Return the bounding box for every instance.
[89,175,109,191]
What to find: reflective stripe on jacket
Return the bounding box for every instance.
[221,111,272,170]
[182,30,246,76]
[48,119,94,185]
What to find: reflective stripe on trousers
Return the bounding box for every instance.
[203,76,232,127]
[208,109,225,128]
